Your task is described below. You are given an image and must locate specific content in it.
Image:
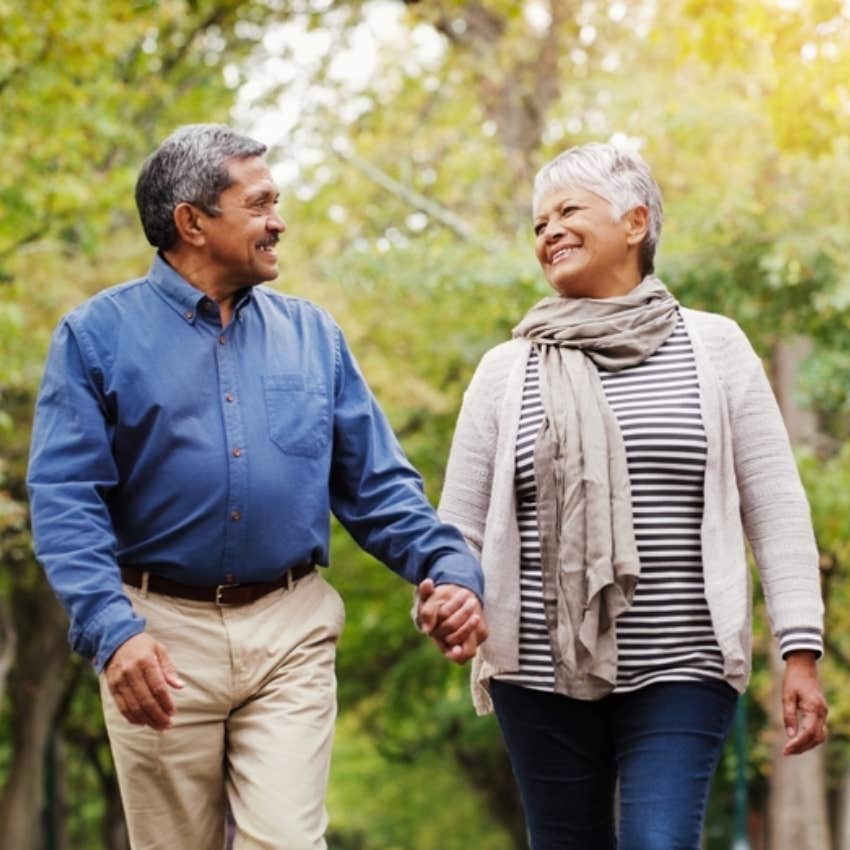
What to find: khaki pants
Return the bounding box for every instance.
[100,569,345,850]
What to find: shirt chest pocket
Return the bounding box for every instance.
[263,374,330,458]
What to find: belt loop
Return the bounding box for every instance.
[285,568,294,592]
[140,571,150,599]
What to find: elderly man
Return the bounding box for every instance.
[27,124,485,850]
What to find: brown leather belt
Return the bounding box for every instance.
[119,561,315,606]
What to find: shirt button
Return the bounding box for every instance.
[231,511,241,522]
[184,310,193,320]
[232,448,242,457]
[225,393,234,403]
[219,335,226,345]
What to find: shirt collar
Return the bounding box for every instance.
[148,253,254,325]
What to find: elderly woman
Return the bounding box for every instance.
[434,143,828,849]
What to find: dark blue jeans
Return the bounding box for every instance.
[490,679,737,850]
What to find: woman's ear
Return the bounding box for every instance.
[172,202,206,247]
[624,204,649,246]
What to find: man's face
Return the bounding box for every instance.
[200,156,286,288]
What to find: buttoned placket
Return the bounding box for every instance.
[215,316,249,584]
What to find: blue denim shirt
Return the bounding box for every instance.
[28,255,483,670]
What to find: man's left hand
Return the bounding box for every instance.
[782,650,828,755]
[417,579,488,663]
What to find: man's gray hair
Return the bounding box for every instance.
[135,124,267,250]
[533,142,663,275]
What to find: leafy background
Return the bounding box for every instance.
[2,1,850,848]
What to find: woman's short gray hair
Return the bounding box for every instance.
[135,124,267,250]
[533,143,663,275]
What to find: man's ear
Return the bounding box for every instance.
[173,202,206,247]
[624,204,649,247]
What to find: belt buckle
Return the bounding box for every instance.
[215,582,240,605]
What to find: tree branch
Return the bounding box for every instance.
[0,229,45,268]
[0,597,16,706]
[332,148,491,248]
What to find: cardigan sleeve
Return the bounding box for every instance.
[438,351,502,560]
[724,323,824,641]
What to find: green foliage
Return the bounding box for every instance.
[3,0,850,846]
[327,713,514,850]
[0,0,281,276]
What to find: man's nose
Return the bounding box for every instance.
[268,209,286,233]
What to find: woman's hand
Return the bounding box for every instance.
[781,650,828,755]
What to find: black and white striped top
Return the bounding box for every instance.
[501,314,821,694]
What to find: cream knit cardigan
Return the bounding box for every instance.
[438,307,824,715]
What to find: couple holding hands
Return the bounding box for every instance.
[29,124,825,850]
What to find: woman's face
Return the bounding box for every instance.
[533,185,645,298]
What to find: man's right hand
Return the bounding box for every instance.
[417,579,488,663]
[105,633,184,731]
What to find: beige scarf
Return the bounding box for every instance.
[512,275,679,699]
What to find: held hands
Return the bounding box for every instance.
[782,650,828,756]
[105,632,184,731]
[417,579,488,664]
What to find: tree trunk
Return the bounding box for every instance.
[0,569,71,850]
[766,645,830,850]
[770,337,819,451]
[764,340,831,850]
[833,762,850,850]
[0,597,15,706]
[423,0,573,204]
